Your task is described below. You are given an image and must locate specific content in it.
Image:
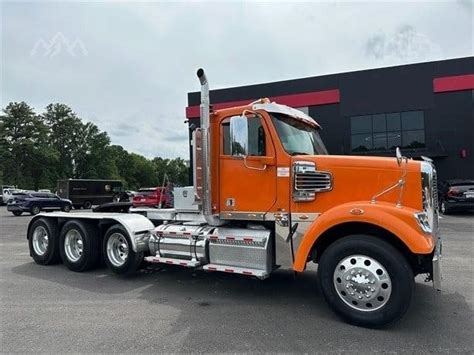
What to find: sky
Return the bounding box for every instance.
[1,0,472,159]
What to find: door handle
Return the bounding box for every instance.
[243,156,267,171]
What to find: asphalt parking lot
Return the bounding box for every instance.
[0,207,473,353]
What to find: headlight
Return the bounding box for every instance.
[415,212,432,234]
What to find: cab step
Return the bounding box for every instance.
[144,256,201,268]
[203,264,269,279]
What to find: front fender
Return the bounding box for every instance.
[293,201,435,272]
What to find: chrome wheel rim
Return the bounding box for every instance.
[32,206,40,214]
[64,229,83,262]
[106,233,129,267]
[32,226,48,256]
[333,254,392,312]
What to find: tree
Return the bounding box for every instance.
[40,103,83,180]
[1,101,189,192]
[152,157,188,187]
[73,122,118,179]
[0,102,57,189]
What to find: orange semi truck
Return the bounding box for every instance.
[26,69,441,327]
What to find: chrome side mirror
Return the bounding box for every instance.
[229,115,248,156]
[396,147,402,166]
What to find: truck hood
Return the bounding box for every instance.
[291,154,423,213]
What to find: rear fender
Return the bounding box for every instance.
[293,201,435,272]
[27,212,154,253]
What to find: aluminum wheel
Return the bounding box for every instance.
[32,226,49,256]
[333,254,392,312]
[106,233,129,267]
[64,229,84,262]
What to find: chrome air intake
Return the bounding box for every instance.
[293,161,332,202]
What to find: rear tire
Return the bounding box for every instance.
[440,201,451,215]
[30,205,41,215]
[59,220,99,272]
[62,204,71,212]
[103,224,143,275]
[83,201,92,209]
[318,235,414,328]
[12,211,22,216]
[28,218,60,265]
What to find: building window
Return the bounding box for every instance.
[351,111,425,152]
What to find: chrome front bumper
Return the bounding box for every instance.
[432,237,442,291]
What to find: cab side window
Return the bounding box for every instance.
[222,116,266,156]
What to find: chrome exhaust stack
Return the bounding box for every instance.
[197,68,222,226]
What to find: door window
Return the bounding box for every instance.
[222,116,266,156]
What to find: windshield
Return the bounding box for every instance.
[270,113,328,155]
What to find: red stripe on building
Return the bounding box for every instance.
[433,74,474,93]
[186,89,340,118]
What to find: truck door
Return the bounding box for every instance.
[219,114,277,217]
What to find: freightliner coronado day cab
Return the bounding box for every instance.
[26,69,441,327]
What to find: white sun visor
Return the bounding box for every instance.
[252,102,321,129]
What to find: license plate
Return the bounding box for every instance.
[140,198,145,201]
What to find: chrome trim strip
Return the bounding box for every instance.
[432,237,442,291]
[219,211,266,221]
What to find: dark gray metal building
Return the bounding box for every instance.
[187,57,473,182]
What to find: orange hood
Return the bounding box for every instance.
[291,155,423,213]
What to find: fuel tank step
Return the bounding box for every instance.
[144,256,201,267]
[203,263,269,279]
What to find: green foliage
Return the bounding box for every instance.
[0,102,189,191]
[0,102,58,190]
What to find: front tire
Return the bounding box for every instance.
[12,211,22,216]
[59,220,99,272]
[318,235,414,327]
[103,224,143,275]
[28,218,60,265]
[83,200,92,209]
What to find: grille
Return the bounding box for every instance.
[295,171,332,191]
[432,169,438,211]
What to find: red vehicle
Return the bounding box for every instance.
[132,187,173,208]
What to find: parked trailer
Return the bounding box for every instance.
[27,69,441,327]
